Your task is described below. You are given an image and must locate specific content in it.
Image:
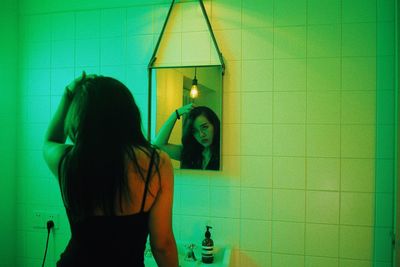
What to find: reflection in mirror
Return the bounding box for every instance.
[151,66,222,170]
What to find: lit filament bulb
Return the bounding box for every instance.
[190,84,198,99]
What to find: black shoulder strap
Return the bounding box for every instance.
[140,148,156,212]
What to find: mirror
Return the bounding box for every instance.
[147,0,225,171]
[150,66,223,170]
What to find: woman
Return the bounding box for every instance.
[154,104,220,170]
[43,72,178,267]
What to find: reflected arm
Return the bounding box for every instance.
[152,111,182,161]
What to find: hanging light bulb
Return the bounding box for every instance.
[190,68,199,99]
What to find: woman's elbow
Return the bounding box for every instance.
[150,235,176,252]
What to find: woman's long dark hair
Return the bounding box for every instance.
[180,106,220,170]
[60,76,158,219]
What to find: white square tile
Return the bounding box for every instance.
[127,35,154,65]
[52,40,75,68]
[274,0,306,26]
[155,32,182,67]
[101,8,126,38]
[272,189,305,222]
[21,96,51,124]
[242,60,273,92]
[342,0,377,23]
[307,0,340,24]
[273,157,305,189]
[76,10,101,39]
[210,186,240,218]
[51,68,75,95]
[100,37,126,66]
[306,191,339,224]
[242,0,273,28]
[241,187,272,220]
[242,28,273,60]
[306,158,340,191]
[18,123,47,150]
[25,42,52,68]
[21,14,52,43]
[307,124,341,158]
[17,150,52,178]
[272,221,304,254]
[76,39,100,67]
[342,23,376,57]
[274,59,306,91]
[52,12,75,41]
[182,1,208,32]
[273,92,306,123]
[342,57,376,91]
[241,124,272,156]
[180,185,210,216]
[126,65,148,95]
[273,124,305,157]
[127,6,153,35]
[26,69,51,96]
[241,156,273,188]
[306,91,341,124]
[341,91,376,124]
[182,31,212,65]
[214,29,241,61]
[341,125,375,158]
[240,220,271,251]
[212,0,242,30]
[307,24,341,58]
[241,92,273,123]
[307,58,341,91]
[274,27,306,59]
[340,192,374,226]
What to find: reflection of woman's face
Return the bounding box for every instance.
[192,115,214,148]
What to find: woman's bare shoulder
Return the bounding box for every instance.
[130,147,171,171]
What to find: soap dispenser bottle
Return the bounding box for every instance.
[201,226,214,264]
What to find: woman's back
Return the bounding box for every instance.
[57,148,164,267]
[44,74,178,267]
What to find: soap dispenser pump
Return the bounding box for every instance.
[201,226,214,264]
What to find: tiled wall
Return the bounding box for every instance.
[0,1,18,266]
[14,0,396,266]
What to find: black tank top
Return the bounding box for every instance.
[57,149,156,267]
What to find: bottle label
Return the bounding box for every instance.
[201,245,213,257]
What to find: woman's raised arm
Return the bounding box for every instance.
[152,103,193,161]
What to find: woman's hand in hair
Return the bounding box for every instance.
[66,71,86,96]
[65,71,98,98]
[176,103,195,117]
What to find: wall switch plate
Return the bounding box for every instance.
[32,210,60,229]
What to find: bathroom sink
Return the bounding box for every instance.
[144,241,231,267]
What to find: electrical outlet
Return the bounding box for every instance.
[32,211,43,229]
[32,210,60,229]
[45,212,60,229]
